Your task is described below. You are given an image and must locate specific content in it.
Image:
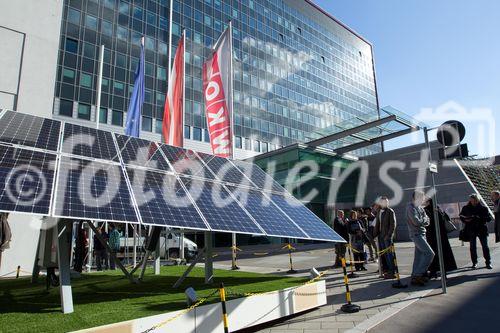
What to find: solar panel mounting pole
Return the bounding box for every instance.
[57,219,74,314]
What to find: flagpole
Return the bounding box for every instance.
[179,29,186,262]
[167,0,174,106]
[95,45,104,129]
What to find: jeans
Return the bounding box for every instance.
[109,250,118,270]
[410,233,435,277]
[96,249,108,271]
[378,237,394,273]
[470,233,491,265]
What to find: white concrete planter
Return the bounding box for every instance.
[74,280,327,333]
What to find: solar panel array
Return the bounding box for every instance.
[0,110,344,242]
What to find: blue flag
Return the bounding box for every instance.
[125,37,145,137]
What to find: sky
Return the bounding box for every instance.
[314,0,500,157]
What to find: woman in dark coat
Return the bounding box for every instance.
[424,199,458,278]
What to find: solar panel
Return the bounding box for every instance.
[270,194,345,242]
[0,110,61,151]
[0,145,56,215]
[126,168,209,230]
[61,123,118,161]
[159,144,216,180]
[197,152,255,187]
[231,160,286,193]
[180,177,264,235]
[114,134,171,172]
[53,156,139,223]
[226,186,308,239]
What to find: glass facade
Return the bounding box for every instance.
[54,0,381,156]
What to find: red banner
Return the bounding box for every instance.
[162,32,184,147]
[203,27,233,158]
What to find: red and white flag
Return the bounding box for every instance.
[203,25,233,158]
[162,32,185,147]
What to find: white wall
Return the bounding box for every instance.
[0,0,63,277]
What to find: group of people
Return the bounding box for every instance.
[73,222,122,273]
[333,190,498,287]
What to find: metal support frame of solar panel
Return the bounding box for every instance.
[53,123,141,224]
[270,193,346,242]
[229,159,287,195]
[155,144,267,235]
[0,111,62,217]
[195,151,259,190]
[0,110,61,152]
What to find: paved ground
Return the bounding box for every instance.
[207,238,499,333]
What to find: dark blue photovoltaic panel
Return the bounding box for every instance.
[159,144,216,180]
[271,194,345,242]
[0,145,56,215]
[197,152,255,187]
[53,156,138,223]
[231,160,286,193]
[180,177,264,235]
[226,186,307,239]
[0,111,61,151]
[126,169,208,229]
[61,123,118,160]
[114,134,171,172]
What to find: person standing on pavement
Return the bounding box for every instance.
[406,190,435,286]
[333,210,349,267]
[374,197,397,279]
[108,223,121,270]
[348,210,367,271]
[364,207,378,262]
[460,194,493,269]
[492,190,500,243]
[424,198,457,279]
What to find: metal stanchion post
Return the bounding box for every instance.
[340,257,361,313]
[285,243,297,274]
[391,245,408,288]
[219,283,230,333]
[231,233,239,270]
[16,265,20,279]
[347,237,358,278]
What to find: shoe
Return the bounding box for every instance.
[383,273,395,279]
[428,271,438,279]
[486,264,493,270]
[360,267,368,271]
[471,263,477,270]
[411,277,426,286]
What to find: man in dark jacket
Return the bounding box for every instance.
[374,196,397,278]
[460,194,493,269]
[0,213,12,269]
[333,210,349,267]
[491,190,500,243]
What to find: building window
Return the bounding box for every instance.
[142,117,152,132]
[59,99,73,117]
[85,14,98,30]
[99,107,108,124]
[321,56,325,64]
[279,33,284,42]
[235,136,242,149]
[193,127,202,141]
[80,73,92,88]
[253,140,260,152]
[67,8,81,25]
[155,119,163,134]
[102,20,113,36]
[77,103,91,120]
[184,125,190,139]
[65,38,78,53]
[112,110,123,126]
[262,142,268,153]
[296,27,302,35]
[62,68,75,83]
[203,129,210,142]
[244,138,251,150]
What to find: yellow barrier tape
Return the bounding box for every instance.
[346,244,392,256]
[253,252,269,256]
[282,244,296,251]
[140,289,219,333]
[231,246,242,252]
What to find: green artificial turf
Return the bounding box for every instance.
[0,266,305,333]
